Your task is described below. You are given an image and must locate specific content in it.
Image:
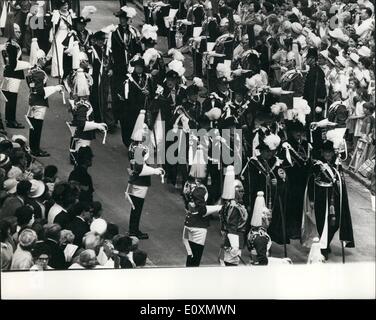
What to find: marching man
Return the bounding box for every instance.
[69,48,107,157]
[26,39,64,157]
[126,109,164,240]
[219,165,248,266]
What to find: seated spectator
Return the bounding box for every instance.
[30,242,53,270]
[11,228,37,270]
[67,202,93,247]
[0,219,14,270]
[68,146,94,203]
[68,249,98,269]
[44,224,66,270]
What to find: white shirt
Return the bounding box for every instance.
[47,203,66,224]
[355,17,374,40]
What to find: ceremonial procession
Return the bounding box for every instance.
[0,0,374,272]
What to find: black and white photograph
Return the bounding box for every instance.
[0,0,375,302]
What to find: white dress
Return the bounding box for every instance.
[48,11,73,78]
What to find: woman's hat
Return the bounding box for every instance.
[335,55,347,68]
[29,179,46,198]
[291,22,303,34]
[3,179,18,194]
[90,218,108,236]
[0,154,10,168]
[358,46,371,58]
[18,229,37,248]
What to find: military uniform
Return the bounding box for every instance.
[182,178,210,267]
[126,140,162,239]
[1,38,26,128]
[219,199,248,266]
[26,65,61,155]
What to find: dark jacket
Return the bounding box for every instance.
[2,39,25,80]
[44,238,66,270]
[67,216,90,247]
[26,66,49,107]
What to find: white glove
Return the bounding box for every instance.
[139,165,163,176]
[227,233,239,250]
[83,122,107,132]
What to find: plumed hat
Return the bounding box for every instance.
[131,110,146,142]
[114,6,137,19]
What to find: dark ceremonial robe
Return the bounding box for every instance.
[119,72,153,147]
[279,138,312,239]
[62,28,92,79]
[242,155,289,245]
[305,159,355,249]
[88,44,111,123]
[110,24,142,120]
[303,64,327,122]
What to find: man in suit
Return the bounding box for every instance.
[67,201,92,247]
[44,223,66,269]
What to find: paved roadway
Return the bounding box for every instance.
[0,1,374,266]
